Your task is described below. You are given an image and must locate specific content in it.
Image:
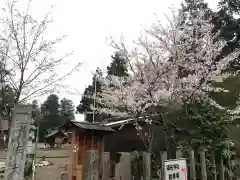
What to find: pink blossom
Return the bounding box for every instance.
[93,9,240,118]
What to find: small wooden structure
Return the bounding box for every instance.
[59,121,114,180]
[104,119,150,152]
[103,118,155,178]
[45,129,69,147]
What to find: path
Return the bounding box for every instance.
[0,143,71,180]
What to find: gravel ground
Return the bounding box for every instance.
[0,143,71,180]
[29,157,69,180]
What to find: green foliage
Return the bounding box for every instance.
[210,75,240,109]
[180,0,240,111]
[148,99,234,160]
[39,94,63,141]
[41,94,60,116]
[38,94,76,141]
[76,68,106,122]
[107,53,129,77]
[211,0,240,69]
[76,52,129,122]
[131,152,143,178]
[60,98,75,122]
[218,0,240,16]
[131,152,160,178]
[174,100,232,149]
[0,85,15,117]
[168,0,239,151]
[180,0,212,21]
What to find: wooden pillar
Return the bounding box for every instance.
[115,152,131,180]
[99,136,105,179]
[189,148,196,180]
[143,152,151,180]
[102,152,110,180]
[161,151,167,180]
[61,172,68,180]
[199,148,207,180]
[210,151,217,180]
[219,154,225,180]
[83,150,99,180]
[4,105,32,180]
[115,154,121,180]
[227,155,232,180]
[68,131,76,180]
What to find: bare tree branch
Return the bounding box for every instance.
[0,0,81,104]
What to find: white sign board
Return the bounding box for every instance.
[164,158,187,180]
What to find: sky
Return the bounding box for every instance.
[0,0,219,120]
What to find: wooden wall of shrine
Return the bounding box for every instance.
[68,131,105,180]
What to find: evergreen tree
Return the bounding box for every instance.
[180,0,212,23]
[107,52,129,77]
[60,98,75,122]
[209,0,240,110]
[76,68,104,122]
[76,52,129,122]
[211,0,240,69]
[218,0,240,15]
[177,0,240,111]
[180,0,240,68]
[41,94,60,116]
[39,94,62,141]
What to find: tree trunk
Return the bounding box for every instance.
[4,104,32,180]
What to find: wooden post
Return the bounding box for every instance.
[227,155,232,180]
[121,152,131,180]
[102,152,110,180]
[61,172,68,180]
[161,151,167,180]
[115,153,121,180]
[210,151,217,180]
[4,104,32,180]
[176,147,183,158]
[76,165,83,180]
[115,152,131,180]
[143,152,151,180]
[83,150,99,180]
[219,154,225,180]
[189,148,196,180]
[68,131,76,180]
[199,148,207,180]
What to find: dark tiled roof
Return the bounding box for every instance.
[44,129,68,138]
[71,121,114,132]
[44,129,58,138]
[104,118,145,128]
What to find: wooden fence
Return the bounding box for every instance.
[63,148,237,180]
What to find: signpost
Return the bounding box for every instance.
[164,158,187,180]
[5,104,32,180]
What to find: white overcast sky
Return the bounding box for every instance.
[0,0,219,119]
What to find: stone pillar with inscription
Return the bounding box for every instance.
[4,104,32,180]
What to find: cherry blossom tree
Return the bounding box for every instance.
[95,8,240,120]
[94,7,240,179]
[91,8,240,168]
